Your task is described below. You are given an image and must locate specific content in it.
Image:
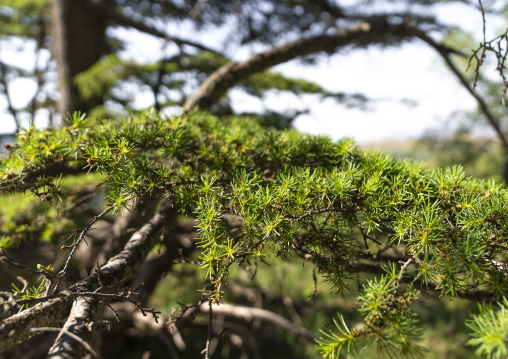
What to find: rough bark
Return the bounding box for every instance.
[0,296,73,353]
[183,19,419,112]
[0,202,172,352]
[46,297,104,359]
[50,0,111,117]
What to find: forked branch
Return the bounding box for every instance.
[0,202,173,352]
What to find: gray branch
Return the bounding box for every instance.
[183,19,423,112]
[199,302,316,342]
[0,202,173,352]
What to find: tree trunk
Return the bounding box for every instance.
[50,0,111,119]
[503,146,508,184]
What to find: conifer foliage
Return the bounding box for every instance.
[1,110,508,357]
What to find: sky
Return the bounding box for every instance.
[0,1,504,144]
[234,43,477,143]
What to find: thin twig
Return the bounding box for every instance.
[16,276,29,293]
[0,248,55,282]
[396,257,413,290]
[205,299,213,359]
[415,30,508,149]
[52,206,113,294]
[468,0,508,104]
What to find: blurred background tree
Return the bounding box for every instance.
[1,0,373,125]
[0,0,500,126]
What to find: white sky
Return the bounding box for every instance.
[0,1,505,144]
[232,43,477,143]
